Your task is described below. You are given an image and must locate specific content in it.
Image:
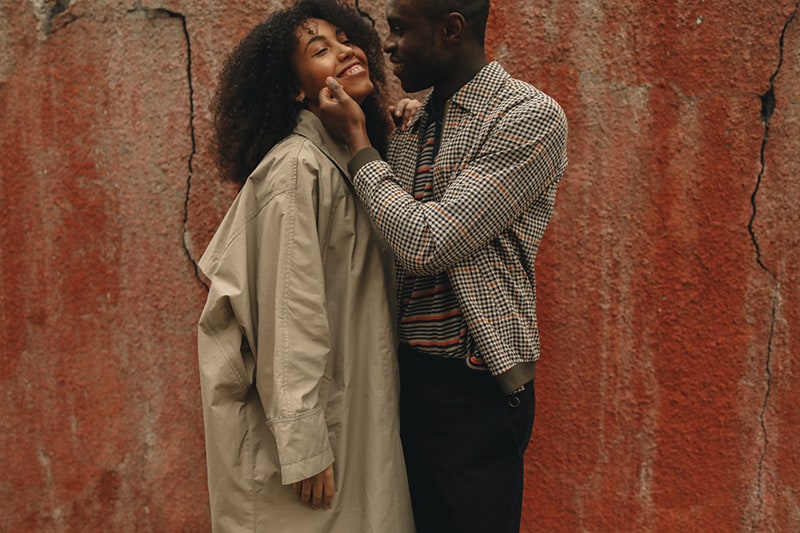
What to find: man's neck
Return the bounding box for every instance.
[432,51,488,109]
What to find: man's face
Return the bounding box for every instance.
[383,0,441,93]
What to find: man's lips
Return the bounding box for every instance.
[337,63,366,78]
[388,58,403,75]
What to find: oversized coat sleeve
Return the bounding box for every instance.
[257,145,335,485]
[199,141,336,488]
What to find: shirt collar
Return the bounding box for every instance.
[448,61,509,115]
[415,61,509,129]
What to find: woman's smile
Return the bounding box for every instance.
[338,62,366,78]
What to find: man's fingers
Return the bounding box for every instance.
[325,76,345,97]
[325,76,354,105]
[319,77,350,107]
[319,85,335,105]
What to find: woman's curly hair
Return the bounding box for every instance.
[211,0,391,186]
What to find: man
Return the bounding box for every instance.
[319,0,567,531]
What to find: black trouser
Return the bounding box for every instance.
[398,344,536,533]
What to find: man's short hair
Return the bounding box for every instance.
[412,0,491,45]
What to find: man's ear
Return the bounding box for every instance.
[441,12,465,42]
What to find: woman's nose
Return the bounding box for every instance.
[337,42,354,60]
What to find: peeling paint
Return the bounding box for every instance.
[30,0,73,34]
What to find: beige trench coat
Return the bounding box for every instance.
[197,111,414,532]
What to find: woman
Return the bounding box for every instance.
[197,1,415,531]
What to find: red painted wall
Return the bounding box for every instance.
[1,1,797,531]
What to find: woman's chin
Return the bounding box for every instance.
[345,80,374,105]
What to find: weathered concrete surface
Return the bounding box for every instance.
[0,2,211,530]
[1,0,798,531]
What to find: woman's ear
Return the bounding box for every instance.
[294,90,306,104]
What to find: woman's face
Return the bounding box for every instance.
[292,18,374,113]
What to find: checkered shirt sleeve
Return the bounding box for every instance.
[350,62,568,379]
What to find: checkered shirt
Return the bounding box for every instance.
[348,62,568,393]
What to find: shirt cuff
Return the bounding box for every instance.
[347,146,382,178]
[495,361,537,395]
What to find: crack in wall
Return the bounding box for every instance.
[746,3,797,526]
[169,10,210,292]
[142,2,381,295]
[749,6,797,272]
[752,284,779,526]
[354,0,376,28]
[129,5,209,291]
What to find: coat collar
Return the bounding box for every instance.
[293,109,352,179]
[199,110,352,279]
